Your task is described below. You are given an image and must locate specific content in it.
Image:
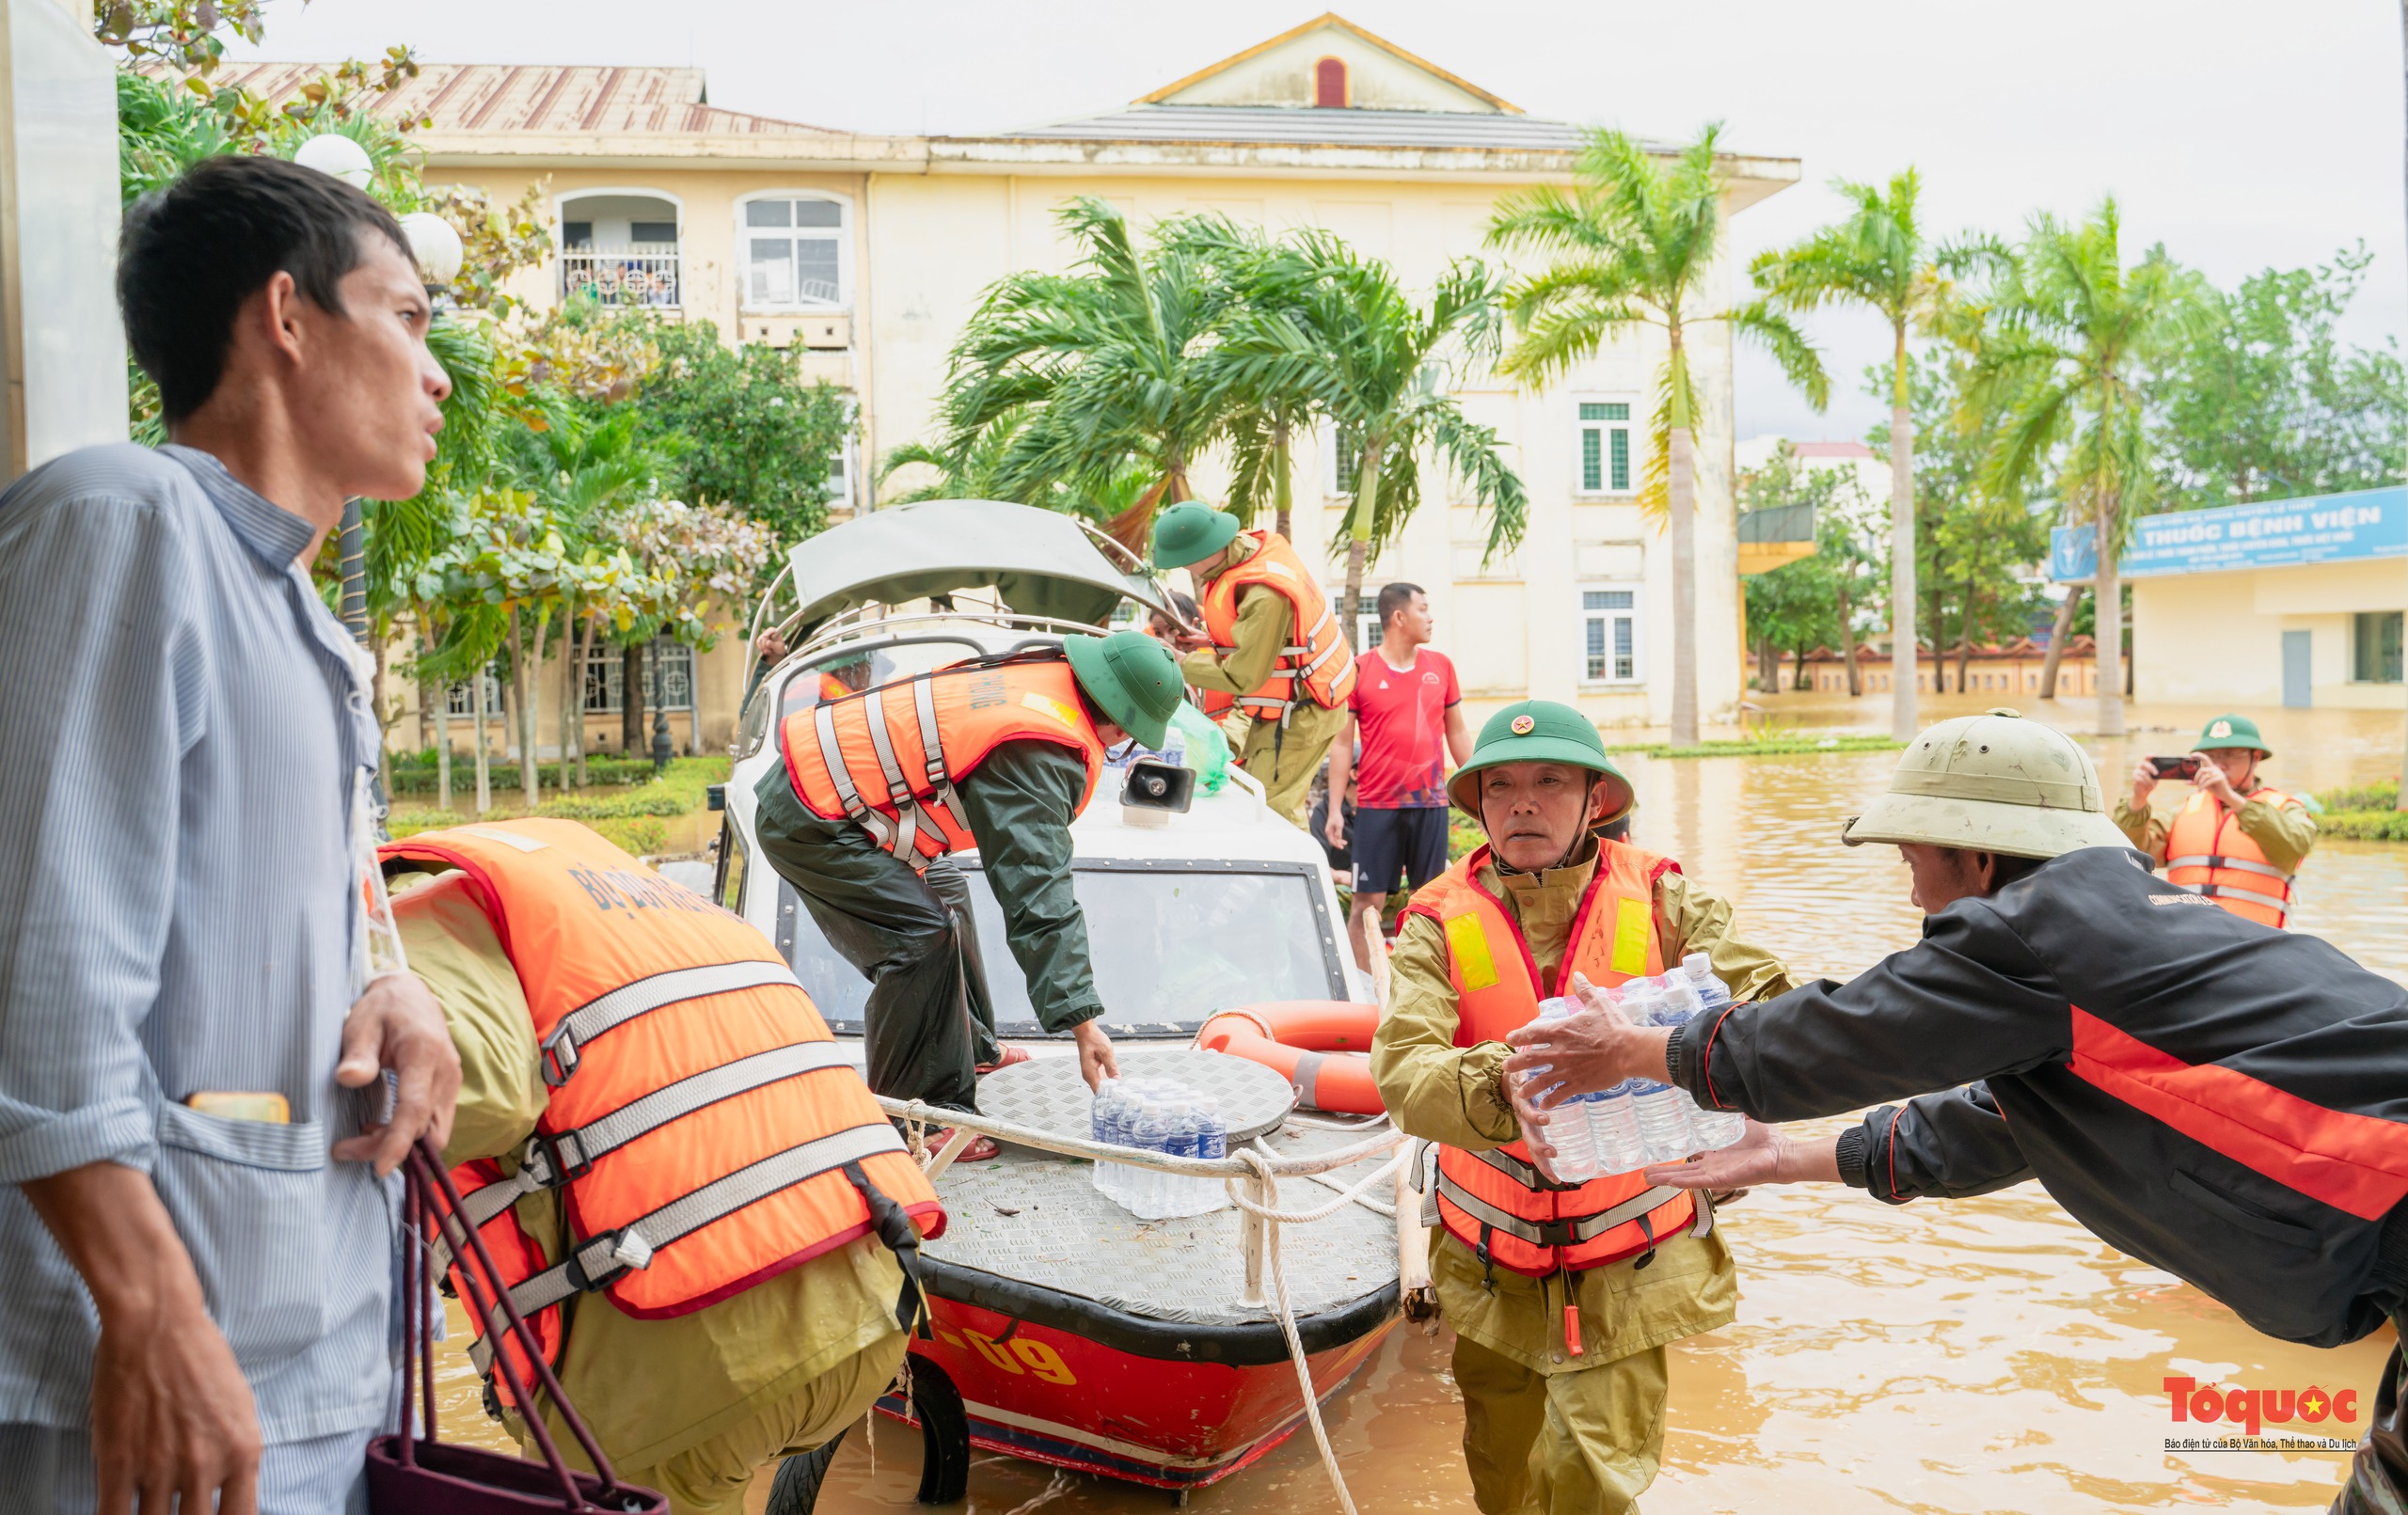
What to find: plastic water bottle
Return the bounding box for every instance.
[1630,1079,1695,1164]
[1090,1080,1125,1204]
[1196,1096,1227,1161]
[1674,955,1748,1150]
[1520,998,1599,1182]
[1165,1100,1198,1215]
[1132,1098,1172,1220]
[1588,1081,1650,1173]
[1682,952,1731,1011]
[1161,723,1189,771]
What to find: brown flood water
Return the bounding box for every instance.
[434,696,2408,1513]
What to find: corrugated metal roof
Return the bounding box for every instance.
[999,103,1628,153]
[202,62,840,136]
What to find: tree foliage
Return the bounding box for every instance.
[2151,244,2407,510]
[622,319,854,544]
[1740,450,1880,687]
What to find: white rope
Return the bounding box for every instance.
[1249,1136,1400,1218]
[1222,1147,1408,1515]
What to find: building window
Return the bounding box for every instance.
[2355,611,2404,684]
[1576,401,1634,496]
[1325,425,1363,498]
[1314,56,1349,107]
[583,640,698,714]
[1581,586,1641,684]
[558,192,681,308]
[741,195,848,308]
[445,665,503,718]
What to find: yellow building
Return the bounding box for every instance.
[227,14,1800,749]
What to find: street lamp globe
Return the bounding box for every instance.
[292,132,373,190]
[398,212,465,290]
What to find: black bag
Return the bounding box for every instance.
[366,1139,668,1514]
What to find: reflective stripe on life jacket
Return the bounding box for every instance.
[384,820,944,1394]
[1195,531,1355,721]
[2165,787,2297,929]
[1400,843,1697,1277]
[778,652,1106,868]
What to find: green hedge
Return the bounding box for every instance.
[385,754,662,795]
[2321,809,2408,843]
[2314,780,2400,813]
[1608,734,1907,760]
[386,756,729,858]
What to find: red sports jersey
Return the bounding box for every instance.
[1347,649,1459,808]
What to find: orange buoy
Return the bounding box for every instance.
[1196,1001,1385,1115]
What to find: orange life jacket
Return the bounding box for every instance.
[818,671,852,703]
[1402,842,1700,1278]
[2165,787,2299,929]
[1195,531,1355,721]
[779,653,1106,868]
[382,819,944,1399]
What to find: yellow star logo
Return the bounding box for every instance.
[2304,1393,2326,1417]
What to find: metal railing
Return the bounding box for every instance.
[562,250,681,308]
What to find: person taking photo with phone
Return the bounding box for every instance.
[2115,712,2316,928]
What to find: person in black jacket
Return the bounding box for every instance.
[1499,710,2408,1513]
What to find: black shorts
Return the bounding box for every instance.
[1353,806,1450,897]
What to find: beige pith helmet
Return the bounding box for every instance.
[1842,708,2132,860]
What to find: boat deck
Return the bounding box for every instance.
[925,1118,1401,1328]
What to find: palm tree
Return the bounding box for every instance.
[1967,199,2212,738]
[1751,169,1960,741]
[934,197,1242,549]
[1208,230,1529,626]
[1490,125,1829,746]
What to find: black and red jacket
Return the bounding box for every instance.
[1666,844,2408,1348]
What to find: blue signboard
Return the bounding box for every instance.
[2051,486,2405,582]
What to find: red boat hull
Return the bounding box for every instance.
[880,1272,1399,1490]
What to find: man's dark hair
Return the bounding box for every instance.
[1988,852,2046,890]
[119,154,413,423]
[1374,581,1424,631]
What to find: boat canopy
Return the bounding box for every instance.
[784,500,1174,635]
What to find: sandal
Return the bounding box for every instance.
[974,1046,1032,1076]
[930,1130,1002,1163]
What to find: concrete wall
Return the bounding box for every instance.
[2132,560,2406,710]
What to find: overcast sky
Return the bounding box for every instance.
[230,0,2408,444]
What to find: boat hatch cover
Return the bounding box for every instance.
[785,499,1175,635]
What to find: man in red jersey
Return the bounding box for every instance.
[1325,582,1473,970]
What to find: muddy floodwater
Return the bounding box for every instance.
[430,696,2407,1513]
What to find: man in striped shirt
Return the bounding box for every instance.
[0,157,460,1513]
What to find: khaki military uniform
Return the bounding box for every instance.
[1179,537,1347,828]
[397,871,908,1515]
[1372,846,1798,1514]
[2112,786,2317,873]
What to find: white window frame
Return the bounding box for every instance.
[1323,423,1364,501]
[553,186,688,246]
[1579,582,1644,686]
[736,189,853,313]
[1573,396,1638,498]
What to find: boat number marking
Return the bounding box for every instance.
[942,1327,1078,1385]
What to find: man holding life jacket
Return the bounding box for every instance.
[1505,709,2408,1514]
[1149,502,1354,828]
[384,818,944,1515]
[753,631,1188,1123]
[1369,702,1798,1515]
[2115,712,2315,928]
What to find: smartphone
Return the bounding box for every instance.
[2150,755,2201,781]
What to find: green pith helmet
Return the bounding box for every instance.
[1149,501,1241,572]
[2194,713,2271,759]
[1842,708,2130,860]
[1062,630,1184,749]
[1445,701,1634,825]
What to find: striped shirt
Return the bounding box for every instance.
[0,444,395,1443]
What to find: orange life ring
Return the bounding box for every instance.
[1196,1001,1385,1115]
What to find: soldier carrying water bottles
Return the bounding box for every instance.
[1369,700,1799,1515]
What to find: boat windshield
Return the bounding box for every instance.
[737,636,1000,758]
[778,861,1346,1037]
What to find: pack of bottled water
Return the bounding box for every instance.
[1514,953,1750,1181]
[1088,1077,1229,1220]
